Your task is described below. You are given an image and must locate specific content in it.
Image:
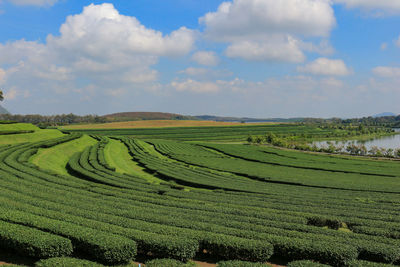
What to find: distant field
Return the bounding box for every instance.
[64,123,337,142]
[0,123,64,145]
[0,123,39,132]
[62,120,275,129]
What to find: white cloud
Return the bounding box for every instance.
[0,3,195,109]
[4,88,17,100]
[179,67,210,76]
[199,0,335,63]
[226,37,305,63]
[396,36,400,47]
[171,79,220,93]
[333,0,400,14]
[7,0,58,6]
[372,66,400,78]
[191,51,219,66]
[50,4,195,58]
[0,68,5,85]
[297,58,351,76]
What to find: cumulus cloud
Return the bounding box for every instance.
[333,0,400,14]
[199,0,335,62]
[0,68,5,85]
[226,37,305,63]
[179,67,210,76]
[200,0,335,40]
[171,79,220,93]
[191,51,219,66]
[373,66,400,77]
[297,58,351,76]
[0,3,195,112]
[7,0,58,6]
[4,88,17,100]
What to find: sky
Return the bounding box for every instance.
[0,0,399,118]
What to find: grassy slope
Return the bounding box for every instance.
[30,135,97,175]
[0,123,65,145]
[0,123,39,131]
[0,129,64,145]
[103,139,163,184]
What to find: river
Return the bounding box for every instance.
[312,129,400,151]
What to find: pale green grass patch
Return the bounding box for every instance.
[30,135,97,175]
[0,129,64,145]
[104,139,164,184]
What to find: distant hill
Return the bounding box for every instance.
[373,112,397,118]
[0,105,9,114]
[195,115,304,123]
[102,112,306,123]
[102,112,195,122]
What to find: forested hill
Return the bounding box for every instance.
[342,115,400,127]
[102,112,194,121]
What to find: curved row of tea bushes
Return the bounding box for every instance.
[5,141,349,265]
[1,141,273,263]
[287,260,330,267]
[59,139,400,264]
[35,257,105,267]
[197,143,400,178]
[0,205,136,265]
[216,260,270,267]
[0,220,73,259]
[1,135,399,266]
[148,139,400,193]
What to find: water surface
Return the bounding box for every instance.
[312,129,400,151]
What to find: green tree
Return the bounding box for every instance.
[0,90,3,101]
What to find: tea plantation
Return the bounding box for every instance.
[0,123,399,266]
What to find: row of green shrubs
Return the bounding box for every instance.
[0,220,72,259]
[0,130,34,135]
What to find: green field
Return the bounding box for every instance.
[65,124,345,141]
[0,123,64,145]
[1,124,400,267]
[30,134,97,175]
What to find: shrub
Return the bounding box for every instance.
[145,258,196,267]
[201,234,273,262]
[288,260,330,267]
[217,260,269,267]
[0,220,73,259]
[347,260,397,267]
[35,257,105,267]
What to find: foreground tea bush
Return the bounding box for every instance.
[145,258,196,267]
[35,257,105,267]
[0,220,73,258]
[287,260,330,267]
[347,260,398,267]
[217,260,270,266]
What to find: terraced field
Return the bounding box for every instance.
[1,123,400,267]
[65,124,345,141]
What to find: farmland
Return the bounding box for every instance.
[61,120,276,130]
[0,122,400,266]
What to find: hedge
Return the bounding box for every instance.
[347,260,397,267]
[288,260,331,267]
[217,260,270,266]
[0,220,73,259]
[145,258,196,267]
[35,257,105,267]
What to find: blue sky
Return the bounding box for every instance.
[0,0,399,118]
